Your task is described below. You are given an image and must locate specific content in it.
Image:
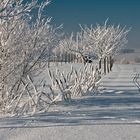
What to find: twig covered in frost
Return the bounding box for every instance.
[0,74,58,116]
[47,64,101,101]
[0,0,50,20]
[133,73,140,93]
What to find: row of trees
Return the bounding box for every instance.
[59,21,130,74]
[0,0,130,115]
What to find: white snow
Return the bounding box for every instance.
[0,63,140,140]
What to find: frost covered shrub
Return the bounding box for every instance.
[0,0,63,115]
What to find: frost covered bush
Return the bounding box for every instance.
[0,0,63,115]
[48,64,101,101]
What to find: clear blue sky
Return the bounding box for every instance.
[39,0,140,48]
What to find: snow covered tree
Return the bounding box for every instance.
[59,31,95,64]
[0,0,63,113]
[79,20,130,73]
[60,21,130,68]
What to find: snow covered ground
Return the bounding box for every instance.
[0,63,140,140]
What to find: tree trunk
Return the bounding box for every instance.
[107,56,110,73]
[104,57,106,74]
[110,56,114,71]
[65,52,67,64]
[81,55,86,65]
[83,57,86,65]
[99,59,102,70]
[48,57,50,68]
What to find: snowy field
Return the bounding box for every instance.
[0,63,140,140]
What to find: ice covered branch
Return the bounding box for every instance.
[0,0,50,20]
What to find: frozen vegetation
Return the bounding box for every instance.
[0,63,140,140]
[0,0,140,139]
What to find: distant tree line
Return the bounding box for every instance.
[120,49,135,53]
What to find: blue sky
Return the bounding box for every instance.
[39,0,140,48]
